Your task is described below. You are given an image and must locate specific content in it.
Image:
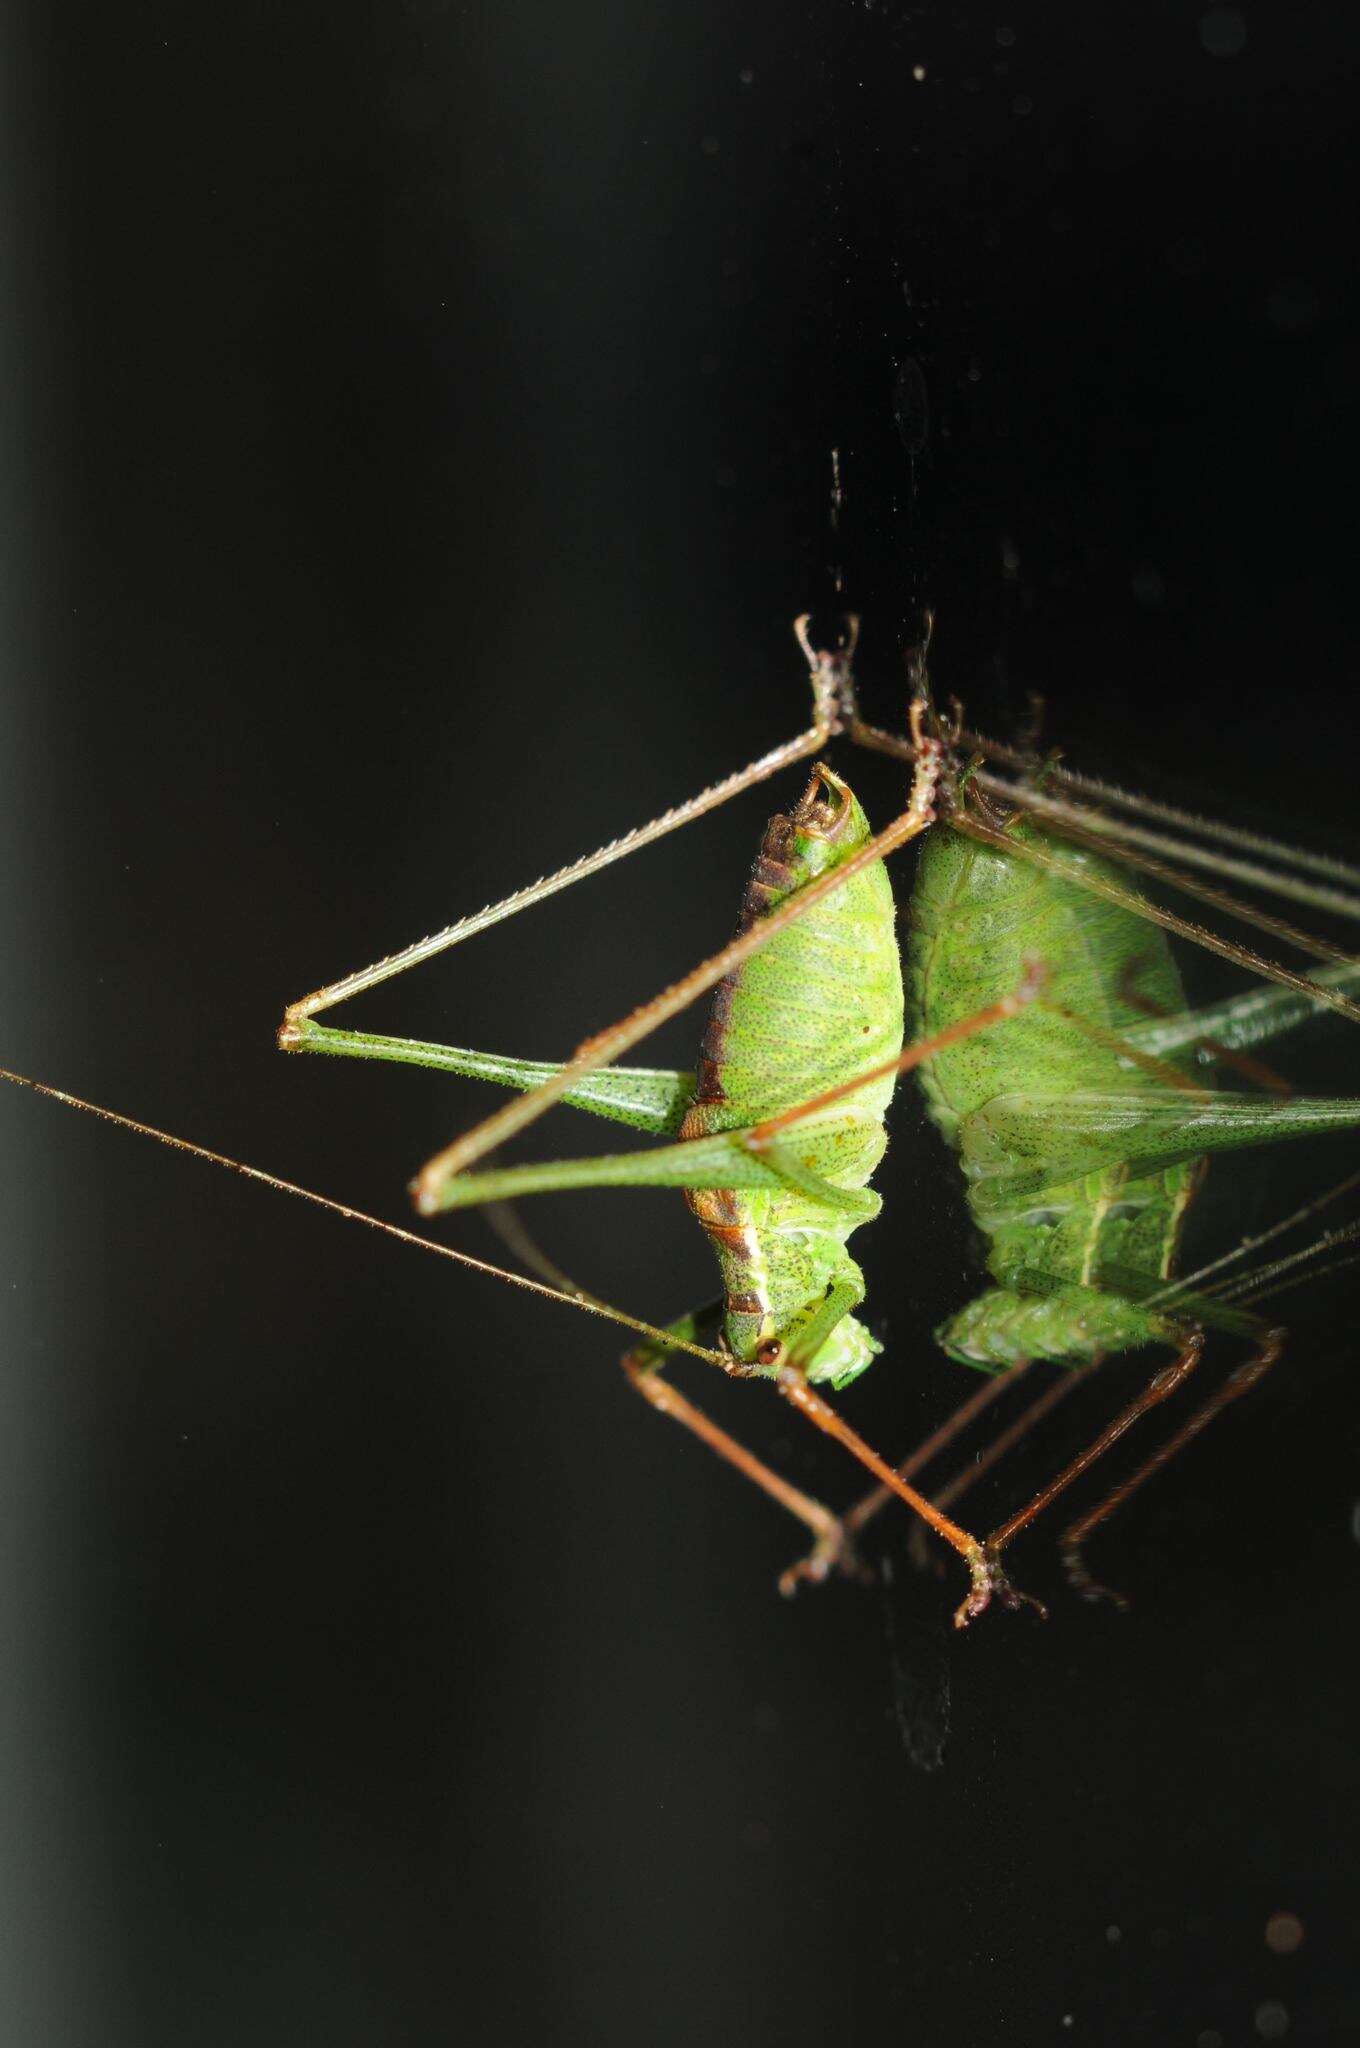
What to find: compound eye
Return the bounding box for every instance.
[756,1339,784,1368]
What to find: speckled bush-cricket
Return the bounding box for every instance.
[6,621,1360,1627]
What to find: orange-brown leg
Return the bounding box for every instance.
[1060,1330,1284,1605]
[904,1367,1085,1575]
[778,1361,1030,1592]
[621,1317,867,1585]
[978,1330,1206,1583]
[773,1360,1046,1628]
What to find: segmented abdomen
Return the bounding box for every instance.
[683,770,903,1137]
[908,817,1201,1300]
[679,766,904,1380]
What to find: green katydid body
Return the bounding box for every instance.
[909,818,1198,1368]
[18,689,1360,1610]
[909,809,1360,1373]
[678,763,903,1387]
[289,756,1360,1407]
[290,761,907,1389]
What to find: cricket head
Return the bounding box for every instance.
[751,1310,883,1392]
[806,1311,882,1391]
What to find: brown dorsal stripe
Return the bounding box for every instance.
[725,1291,764,1317]
[686,812,808,1103]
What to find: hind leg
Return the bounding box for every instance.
[1060,1333,1283,1604]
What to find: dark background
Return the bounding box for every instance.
[3,3,1359,2043]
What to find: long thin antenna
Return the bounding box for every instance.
[1211,1218,1360,1309]
[960,729,1360,892]
[1230,1247,1360,1312]
[850,710,1360,931]
[981,770,1360,927]
[1151,1166,1360,1308]
[0,1065,724,1368]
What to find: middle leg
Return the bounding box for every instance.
[779,1360,1031,1592]
[622,1307,868,1583]
[976,1329,1206,1589]
[1060,1330,1284,1604]
[767,1331,1047,1629]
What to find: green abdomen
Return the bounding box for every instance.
[681,767,904,1384]
[907,819,1201,1365]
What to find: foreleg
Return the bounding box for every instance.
[622,1308,863,1581]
